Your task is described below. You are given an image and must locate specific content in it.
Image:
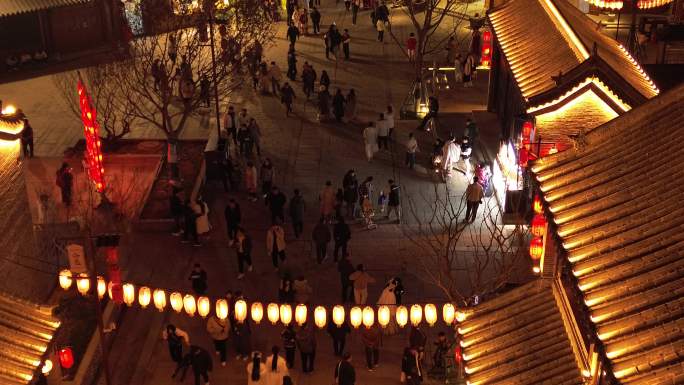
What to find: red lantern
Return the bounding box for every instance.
[454,344,463,363]
[480,30,492,68]
[529,237,544,260]
[522,121,533,138]
[533,195,543,214]
[77,79,106,193]
[531,214,547,237]
[518,146,529,167]
[58,347,74,369]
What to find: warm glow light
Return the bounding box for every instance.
[350,306,362,328]
[197,297,210,318]
[378,306,390,328]
[410,305,423,326]
[154,289,167,311]
[76,275,90,296]
[251,302,263,324]
[541,0,589,60]
[362,306,375,328]
[183,294,196,316]
[267,303,279,324]
[527,77,631,114]
[41,360,53,375]
[529,237,544,260]
[295,304,308,326]
[138,287,151,308]
[424,304,437,326]
[280,304,293,325]
[396,306,408,327]
[531,214,547,237]
[533,195,543,214]
[234,300,247,323]
[97,276,106,299]
[533,266,541,273]
[455,311,467,323]
[216,299,228,320]
[443,304,455,324]
[332,305,345,327]
[59,269,73,290]
[314,306,327,328]
[1,105,17,115]
[122,283,135,306]
[170,292,183,312]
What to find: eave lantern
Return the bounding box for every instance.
[529,237,544,260]
[251,302,263,324]
[533,195,544,214]
[235,300,247,323]
[314,306,327,328]
[531,214,547,237]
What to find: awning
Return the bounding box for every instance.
[0,0,90,17]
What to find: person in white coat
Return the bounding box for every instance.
[247,352,268,385]
[193,197,211,235]
[363,122,379,162]
[377,278,399,335]
[442,137,461,177]
[264,346,289,385]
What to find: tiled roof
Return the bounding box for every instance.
[531,84,684,383]
[0,293,59,384]
[0,0,89,17]
[488,0,658,102]
[460,281,584,385]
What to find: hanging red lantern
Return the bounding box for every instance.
[531,214,547,237]
[454,344,463,363]
[58,347,74,369]
[522,121,533,138]
[518,146,529,167]
[529,237,544,260]
[533,195,543,214]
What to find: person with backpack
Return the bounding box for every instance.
[206,314,230,366]
[235,227,253,279]
[55,162,73,206]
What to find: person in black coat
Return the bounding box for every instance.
[333,217,351,261]
[287,47,297,81]
[332,89,346,122]
[268,186,287,224]
[401,348,423,385]
[337,254,355,302]
[342,170,358,218]
[287,23,300,49]
[327,319,351,356]
[311,7,322,34]
[189,264,208,295]
[183,345,212,385]
[224,198,241,245]
[312,217,332,263]
[335,352,356,385]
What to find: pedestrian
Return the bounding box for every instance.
[21,118,34,158]
[289,189,306,238]
[311,7,321,34]
[170,187,184,236]
[55,162,73,206]
[327,319,351,356]
[219,156,235,192]
[193,197,211,235]
[460,136,473,176]
[417,96,439,130]
[464,118,479,142]
[234,310,253,361]
[345,89,357,123]
[296,322,317,373]
[245,161,258,202]
[318,85,331,121]
[405,133,419,169]
[189,263,208,295]
[302,62,317,99]
[333,217,351,261]
[281,325,297,368]
[319,180,336,223]
[299,8,309,34]
[342,29,351,60]
[362,325,380,371]
[338,254,355,302]
[238,108,250,128]
[446,36,457,63]
[320,70,331,91]
[454,52,464,83]
[352,0,361,24]
[287,23,300,49]
[432,332,450,369]
[464,53,476,87]
[247,352,267,385]
[248,118,262,156]
[280,82,296,116]
[224,105,237,146]
[266,220,287,270]
[401,348,423,385]
[332,88,346,122]
[349,264,375,304]
[293,275,313,303]
[386,179,401,222]
[168,34,178,62]
[407,32,417,61]
[376,19,385,42]
[268,186,287,224]
[342,169,358,218]
[335,352,356,385]
[385,105,395,139]
[269,61,282,95]
[164,324,190,377]
[185,345,212,385]
[358,176,374,211]
[200,75,211,107]
[465,176,484,223]
[376,113,389,150]
[327,25,342,59]
[207,314,230,366]
[363,122,379,162]
[265,346,289,385]
[235,227,254,279]
[409,325,427,360]
[279,273,295,303]
[182,200,201,246]
[238,124,254,157]
[261,159,276,200]
[312,217,332,263]
[287,47,297,81]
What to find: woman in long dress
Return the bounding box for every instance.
[247,352,267,385]
[377,278,399,335]
[194,197,211,235]
[264,346,289,385]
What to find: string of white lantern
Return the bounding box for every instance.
[58,270,469,327]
